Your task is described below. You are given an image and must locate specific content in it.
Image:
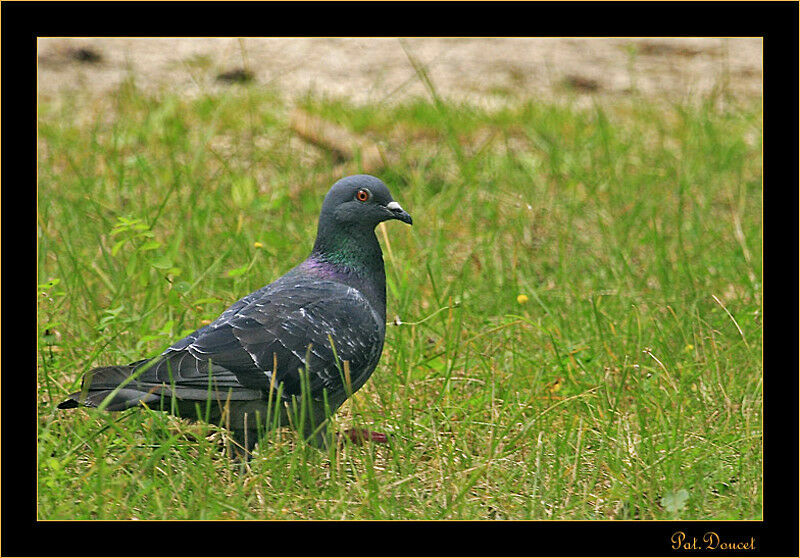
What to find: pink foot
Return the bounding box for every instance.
[340,428,391,445]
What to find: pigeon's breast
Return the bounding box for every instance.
[295,257,387,321]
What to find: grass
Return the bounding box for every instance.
[37,72,762,520]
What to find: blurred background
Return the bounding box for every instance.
[39,37,761,105]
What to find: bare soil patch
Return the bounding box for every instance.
[38,38,762,106]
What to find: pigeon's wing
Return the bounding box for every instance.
[139,279,384,401]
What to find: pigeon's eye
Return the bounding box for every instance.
[356,188,371,202]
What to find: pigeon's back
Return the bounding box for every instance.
[166,266,388,400]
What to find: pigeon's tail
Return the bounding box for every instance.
[57,362,161,412]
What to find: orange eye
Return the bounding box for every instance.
[356,189,370,202]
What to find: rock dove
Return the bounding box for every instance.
[58,174,412,459]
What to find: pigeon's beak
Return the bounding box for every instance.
[386,201,413,225]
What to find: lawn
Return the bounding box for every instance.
[37,74,762,520]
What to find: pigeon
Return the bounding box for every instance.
[58,174,412,459]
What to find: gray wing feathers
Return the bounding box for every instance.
[139,278,383,401]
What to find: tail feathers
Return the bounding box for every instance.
[57,363,160,411]
[81,364,142,389]
[57,363,264,412]
[57,388,162,411]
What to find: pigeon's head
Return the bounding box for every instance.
[321,175,412,228]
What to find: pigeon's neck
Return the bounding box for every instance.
[308,224,387,312]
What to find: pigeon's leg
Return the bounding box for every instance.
[222,402,274,461]
[229,429,258,462]
[284,397,335,450]
[339,429,392,446]
[299,419,336,450]
[296,400,391,449]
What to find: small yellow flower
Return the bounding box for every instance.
[684,344,694,353]
[253,241,264,248]
[548,378,563,393]
[517,294,529,305]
